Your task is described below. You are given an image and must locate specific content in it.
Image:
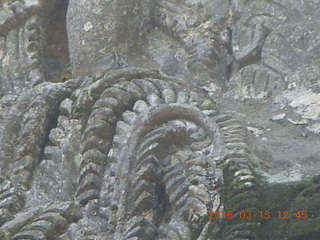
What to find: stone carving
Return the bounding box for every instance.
[0,65,260,239]
[0,0,320,239]
[0,0,41,94]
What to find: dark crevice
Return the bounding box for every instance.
[39,0,71,83]
[155,183,172,225]
[29,107,60,189]
[226,0,234,81]
[227,26,233,56]
[38,109,59,164]
[227,26,234,80]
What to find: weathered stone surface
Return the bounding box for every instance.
[0,0,320,239]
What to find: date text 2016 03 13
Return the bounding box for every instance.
[208,210,308,219]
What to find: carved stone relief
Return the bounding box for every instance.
[0,0,320,239]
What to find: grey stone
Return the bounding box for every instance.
[0,0,319,239]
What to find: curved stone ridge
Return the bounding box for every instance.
[0,0,42,94]
[70,68,223,239]
[0,67,264,240]
[1,0,320,239]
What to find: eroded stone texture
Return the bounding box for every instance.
[0,0,320,239]
[0,0,71,94]
[67,0,154,76]
[0,1,41,94]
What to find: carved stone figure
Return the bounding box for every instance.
[0,0,320,239]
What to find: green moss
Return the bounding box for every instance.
[70,94,77,102]
[190,220,207,240]
[293,180,320,219]
[0,232,8,240]
[248,153,261,169]
[261,182,305,211]
[259,174,320,239]
[227,191,259,207]
[191,228,201,240]
[289,217,320,240]
[90,87,105,102]
[311,174,320,184]
[72,105,91,116]
[221,161,240,200]
[220,161,262,238]
[290,176,320,240]
[220,163,320,239]
[70,85,107,119]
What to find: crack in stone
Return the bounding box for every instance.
[227,0,234,81]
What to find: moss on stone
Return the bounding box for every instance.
[90,86,105,102]
[259,174,320,239]
[72,105,92,117]
[191,227,202,240]
[220,160,262,239]
[0,232,7,240]
[289,217,320,239]
[248,153,261,169]
[220,163,319,239]
[69,93,77,102]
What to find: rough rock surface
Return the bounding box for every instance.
[0,0,320,239]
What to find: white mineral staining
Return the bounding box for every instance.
[287,118,309,125]
[271,113,286,122]
[247,126,264,137]
[306,123,320,134]
[290,92,320,120]
[288,82,297,89]
[201,83,220,96]
[262,167,303,183]
[3,55,10,66]
[84,21,93,31]
[211,194,221,212]
[25,0,39,8]
[274,89,320,132]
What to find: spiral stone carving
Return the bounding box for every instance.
[1,0,320,239]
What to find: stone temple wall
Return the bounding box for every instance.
[0,0,320,239]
